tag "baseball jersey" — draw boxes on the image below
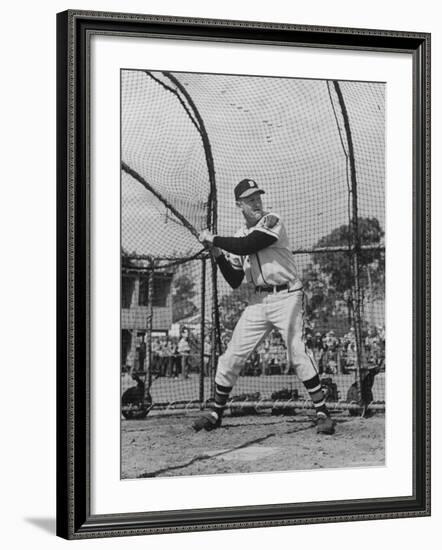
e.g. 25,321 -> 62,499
226,213 -> 301,287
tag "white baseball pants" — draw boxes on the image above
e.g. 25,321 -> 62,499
215,289 -> 318,388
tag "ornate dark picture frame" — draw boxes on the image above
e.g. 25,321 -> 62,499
56,10 -> 430,540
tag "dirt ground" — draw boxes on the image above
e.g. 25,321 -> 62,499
121,411 -> 385,479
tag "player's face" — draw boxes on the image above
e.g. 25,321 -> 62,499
237,192 -> 264,225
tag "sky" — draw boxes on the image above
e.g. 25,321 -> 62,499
121,70 -> 385,262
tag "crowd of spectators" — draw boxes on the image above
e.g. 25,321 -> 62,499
240,324 -> 385,377
307,325 -> 385,375
125,324 -> 385,379
127,328 -> 212,379
147,329 -> 191,378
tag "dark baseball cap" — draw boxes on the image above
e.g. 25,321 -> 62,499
234,179 -> 265,201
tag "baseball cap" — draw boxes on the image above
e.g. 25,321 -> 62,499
234,179 -> 265,201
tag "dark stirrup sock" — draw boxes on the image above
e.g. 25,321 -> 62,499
303,374 -> 330,417
212,383 -> 232,417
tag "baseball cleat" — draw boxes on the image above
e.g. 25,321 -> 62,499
193,410 -> 222,432
316,415 -> 336,435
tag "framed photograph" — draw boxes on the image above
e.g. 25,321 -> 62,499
56,10 -> 430,539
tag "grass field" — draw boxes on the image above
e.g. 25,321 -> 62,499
121,411 -> 385,479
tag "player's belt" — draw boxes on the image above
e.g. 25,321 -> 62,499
255,283 -> 289,293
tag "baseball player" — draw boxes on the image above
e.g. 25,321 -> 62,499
193,178 -> 335,435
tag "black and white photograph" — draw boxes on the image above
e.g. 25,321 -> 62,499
120,70 -> 386,479
53,7 -> 431,540
0,0 -> 438,546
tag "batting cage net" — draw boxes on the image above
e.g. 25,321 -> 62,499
121,70 -> 385,418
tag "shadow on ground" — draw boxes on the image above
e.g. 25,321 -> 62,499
25,517 -> 56,535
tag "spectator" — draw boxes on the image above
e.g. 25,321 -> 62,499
258,339 -> 270,375
323,348 -> 338,374
312,332 -> 324,368
151,337 -> 161,375
269,338 -> 282,374
135,336 -> 146,373
162,338 -> 174,377
344,327 -> 356,346
364,326 -> 385,369
305,333 -> 314,351
178,329 -> 191,379
365,326 -> 378,352
325,330 -> 338,351
203,336 -> 211,376
169,338 -> 180,377
345,341 -> 357,371
318,334 -> 329,373
156,338 -> 167,376
244,350 -> 260,376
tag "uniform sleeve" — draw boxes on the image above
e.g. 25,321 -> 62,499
216,254 -> 244,289
213,231 -> 277,255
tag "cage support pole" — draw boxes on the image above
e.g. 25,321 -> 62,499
144,260 -> 154,401
199,256 -> 207,403
164,72 -> 222,396
209,181 -> 222,397
162,71 -> 222,399
333,81 -> 364,404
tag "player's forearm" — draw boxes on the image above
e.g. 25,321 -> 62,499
216,255 -> 244,289
213,230 -> 277,255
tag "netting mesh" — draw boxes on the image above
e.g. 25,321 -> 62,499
122,70 -> 213,258
121,70 -> 385,414
337,80 -> 385,227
